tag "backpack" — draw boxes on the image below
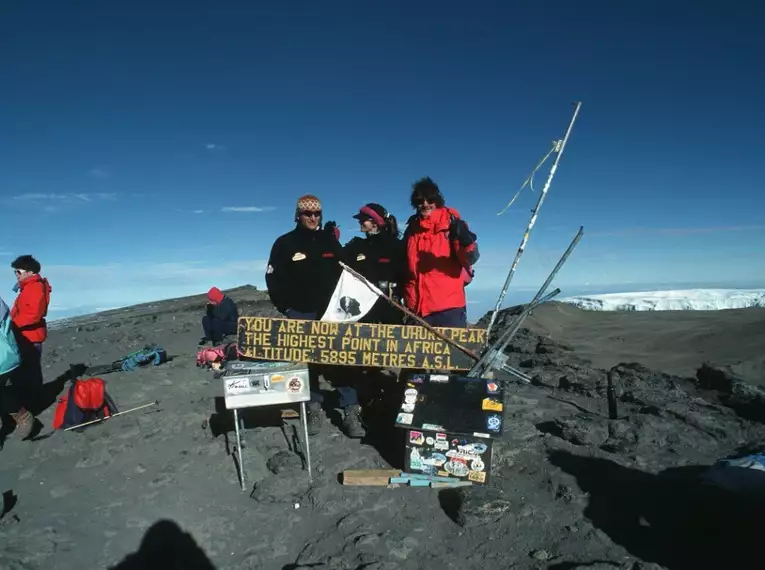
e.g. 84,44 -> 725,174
448,213 -> 477,287
196,342 -> 238,369
0,298 -> 21,376
53,376 -> 119,430
120,345 -> 168,372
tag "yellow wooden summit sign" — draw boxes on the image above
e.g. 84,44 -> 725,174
237,316 -> 487,370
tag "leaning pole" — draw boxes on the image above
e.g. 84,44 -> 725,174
484,101 -> 583,342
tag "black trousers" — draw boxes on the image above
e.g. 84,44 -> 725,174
202,316 -> 237,342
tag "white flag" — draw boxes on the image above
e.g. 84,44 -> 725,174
320,265 -> 382,323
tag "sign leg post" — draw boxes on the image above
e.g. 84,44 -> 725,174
301,401 -> 312,480
233,408 -> 245,491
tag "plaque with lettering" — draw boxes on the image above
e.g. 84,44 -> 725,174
237,317 -> 486,370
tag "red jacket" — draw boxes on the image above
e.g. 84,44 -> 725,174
11,274 -> 52,343
403,206 -> 477,318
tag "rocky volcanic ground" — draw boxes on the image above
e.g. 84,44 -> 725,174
1,285 -> 764,570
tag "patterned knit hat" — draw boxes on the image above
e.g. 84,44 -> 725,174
296,194 -> 322,213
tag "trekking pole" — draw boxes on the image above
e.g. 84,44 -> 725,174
338,261 -> 479,361
64,400 -> 159,431
485,101 -> 583,342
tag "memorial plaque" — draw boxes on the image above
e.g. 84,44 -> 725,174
237,316 -> 486,370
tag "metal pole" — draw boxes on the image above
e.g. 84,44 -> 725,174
485,102 -> 582,341
63,400 -> 159,431
234,409 -> 245,491
301,401 -> 312,480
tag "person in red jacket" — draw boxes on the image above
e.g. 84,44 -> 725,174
403,177 -> 479,328
7,254 -> 51,438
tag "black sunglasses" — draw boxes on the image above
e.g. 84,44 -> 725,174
300,210 -> 322,218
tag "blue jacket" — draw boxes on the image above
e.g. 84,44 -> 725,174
0,296 -> 21,376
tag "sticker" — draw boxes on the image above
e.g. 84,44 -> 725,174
444,459 -> 470,477
470,458 -> 485,472
266,265 -> 274,274
425,437 -> 434,445
473,432 -> 490,438
482,397 -> 503,412
430,374 -> 449,383
292,252 -> 306,261
423,453 -> 447,467
404,395 -> 416,405
226,378 -> 251,393
436,433 -> 447,441
468,471 -> 487,483
486,381 -> 499,394
437,470 -> 449,477
422,423 -> 444,431
434,441 -> 448,451
286,377 -> 303,393
487,414 -> 502,432
400,403 -> 415,413
356,254 -> 366,261
409,431 -> 424,445
464,442 -> 488,455
270,374 -> 285,383
397,413 -> 413,425
409,374 -> 426,384
410,447 -> 423,470
404,388 -> 418,397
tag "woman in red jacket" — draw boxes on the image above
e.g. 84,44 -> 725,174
8,254 -> 51,438
402,177 -> 479,328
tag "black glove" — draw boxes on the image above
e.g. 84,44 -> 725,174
449,217 -> 476,247
324,221 -> 340,241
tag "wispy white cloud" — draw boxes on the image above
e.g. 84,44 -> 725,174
12,192 -> 117,203
87,167 -> 110,179
205,143 -> 226,151
221,206 -> 276,213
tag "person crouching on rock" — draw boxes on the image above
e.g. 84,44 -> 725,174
199,287 -> 239,346
403,177 -> 479,328
8,254 -> 52,438
265,194 -> 343,436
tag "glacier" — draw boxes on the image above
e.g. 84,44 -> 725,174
560,289 -> 765,312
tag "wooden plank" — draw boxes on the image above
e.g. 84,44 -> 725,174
341,469 -> 401,486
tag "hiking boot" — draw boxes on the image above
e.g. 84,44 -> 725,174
10,408 -> 35,440
305,402 -> 323,436
343,404 -> 366,439
198,337 -> 209,346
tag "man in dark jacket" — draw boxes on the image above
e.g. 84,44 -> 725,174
199,287 -> 239,346
265,194 -> 345,436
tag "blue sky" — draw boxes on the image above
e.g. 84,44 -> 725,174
1,0 -> 763,321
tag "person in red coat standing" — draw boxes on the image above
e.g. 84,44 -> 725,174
403,177 -> 479,328
7,254 -> 51,438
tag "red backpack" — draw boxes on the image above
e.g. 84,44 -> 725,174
53,377 -> 119,430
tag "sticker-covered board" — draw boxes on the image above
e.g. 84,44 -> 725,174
394,373 -> 505,438
405,429 -> 493,484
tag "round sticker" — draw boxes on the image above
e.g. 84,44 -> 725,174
471,458 -> 485,472
425,437 -> 434,445
287,377 -> 302,393
444,459 -> 470,477
404,388 -> 418,397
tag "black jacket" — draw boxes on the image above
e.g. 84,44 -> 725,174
208,296 -> 238,324
343,232 -> 407,324
266,224 -> 344,315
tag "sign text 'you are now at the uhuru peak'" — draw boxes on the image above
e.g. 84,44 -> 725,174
237,317 -> 486,370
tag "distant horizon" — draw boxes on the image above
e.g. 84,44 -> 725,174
44,280 -> 765,324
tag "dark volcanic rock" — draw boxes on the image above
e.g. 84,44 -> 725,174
697,362 -> 765,422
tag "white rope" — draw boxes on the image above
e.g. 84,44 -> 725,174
497,139 -> 563,216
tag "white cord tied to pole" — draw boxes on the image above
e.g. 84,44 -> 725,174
497,139 -> 563,216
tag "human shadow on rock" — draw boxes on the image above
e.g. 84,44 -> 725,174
109,519 -> 216,569
548,450 -> 763,570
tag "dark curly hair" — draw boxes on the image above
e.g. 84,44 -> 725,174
11,254 -> 41,274
410,176 -> 445,209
